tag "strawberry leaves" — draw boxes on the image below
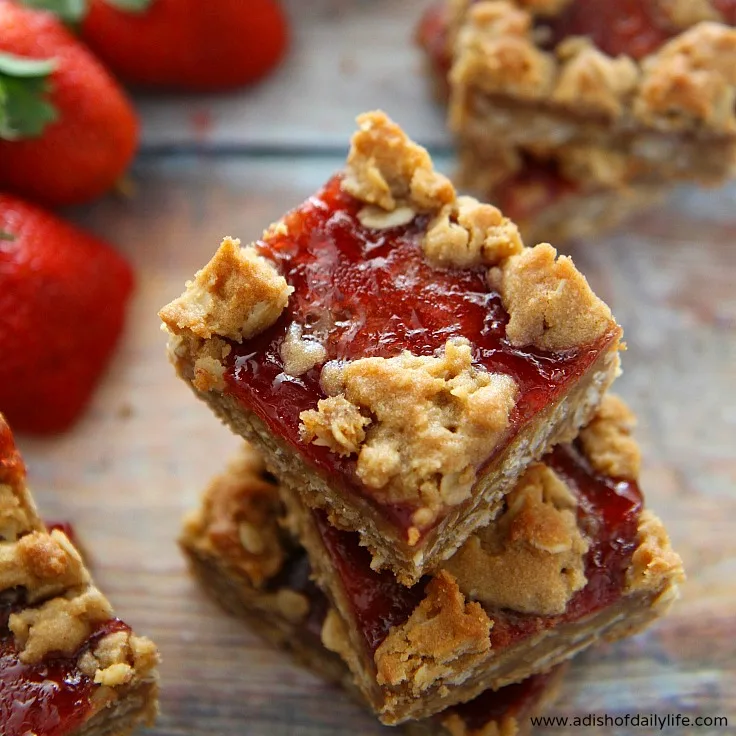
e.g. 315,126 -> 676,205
0,54 -> 58,141
18,0 -> 153,23
18,0 -> 87,23
105,0 -> 153,12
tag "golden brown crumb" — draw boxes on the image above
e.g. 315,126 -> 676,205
635,23 -> 736,131
444,464 -> 588,615
625,510 -> 685,598
280,323 -> 328,377
424,196 -> 524,268
488,243 -> 614,351
300,339 -> 518,523
374,571 -> 492,695
300,395 -> 370,457
180,445 -> 285,588
159,237 -> 293,343
553,38 -> 639,118
342,111 -> 455,213
579,394 -> 641,478
10,587 -> 113,664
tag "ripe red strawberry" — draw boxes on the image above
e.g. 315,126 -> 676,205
81,0 -> 289,90
0,194 -> 134,434
0,0 -> 139,206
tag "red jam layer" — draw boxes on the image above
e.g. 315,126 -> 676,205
417,2 -> 452,86
315,511 -> 427,654
492,158 -> 578,224
0,616 -> 129,736
542,0 -> 676,60
449,667 -> 558,730
225,175 -> 613,531
315,440 -> 642,657
713,0 -> 736,23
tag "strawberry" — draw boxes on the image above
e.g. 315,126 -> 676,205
0,0 -> 139,206
81,0 -> 289,90
0,194 -> 134,434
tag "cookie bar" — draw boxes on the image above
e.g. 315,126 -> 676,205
419,0 -> 736,241
179,443 -> 568,736
0,417 -> 159,736
160,110 -> 623,585
279,396 -> 684,724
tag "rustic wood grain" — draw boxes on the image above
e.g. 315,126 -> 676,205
134,0 -> 448,152
12,0 -> 736,728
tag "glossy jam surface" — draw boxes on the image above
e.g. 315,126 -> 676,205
0,608 -> 128,736
315,512 -> 427,654
542,0 -> 675,59
317,441 -> 642,656
225,175 -> 612,529
450,667 -> 557,729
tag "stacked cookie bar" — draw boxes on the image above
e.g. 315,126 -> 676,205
163,112 -> 684,729
419,0 -> 736,243
0,416 -> 159,736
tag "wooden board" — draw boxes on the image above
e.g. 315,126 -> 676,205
14,0 -> 736,732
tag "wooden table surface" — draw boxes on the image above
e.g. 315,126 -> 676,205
15,1 -> 736,734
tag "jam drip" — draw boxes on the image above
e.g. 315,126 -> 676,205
0,615 -> 130,736
316,441 -> 642,656
315,512 -> 427,655
225,175 -> 611,530
0,419 -> 25,489
540,0 -> 676,60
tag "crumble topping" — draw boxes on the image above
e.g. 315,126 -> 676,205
0,484 -> 39,542
553,38 -> 640,118
0,530 -> 89,605
488,243 -> 614,351
78,630 -> 158,688
9,586 -> 113,664
443,464 -> 588,615
635,23 -> 736,131
280,323 -> 328,377
300,338 -> 518,523
300,395 -> 370,457
579,394 -> 641,478
625,510 -> 685,598
658,0 -> 723,27
357,204 -> 417,229
191,336 -> 232,393
159,236 -> 293,343
557,144 -> 630,188
181,444 -> 284,587
450,3 -> 556,104
374,571 -> 492,694
342,110 -> 455,213
424,195 -> 524,268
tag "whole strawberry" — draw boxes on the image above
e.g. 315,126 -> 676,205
0,0 -> 139,206
0,194 -> 134,433
82,0 -> 289,90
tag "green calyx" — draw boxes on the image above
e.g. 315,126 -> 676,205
0,54 -> 58,141
18,0 -> 152,22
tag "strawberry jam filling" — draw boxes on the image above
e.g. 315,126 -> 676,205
450,667 -> 558,729
271,543 -> 561,728
493,159 -> 578,224
314,440 -> 642,656
417,2 -> 452,84
541,0 -> 677,59
225,175 -> 614,531
0,602 -> 129,736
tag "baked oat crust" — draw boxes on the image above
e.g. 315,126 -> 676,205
277,397 -> 684,724
0,415 -> 159,736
